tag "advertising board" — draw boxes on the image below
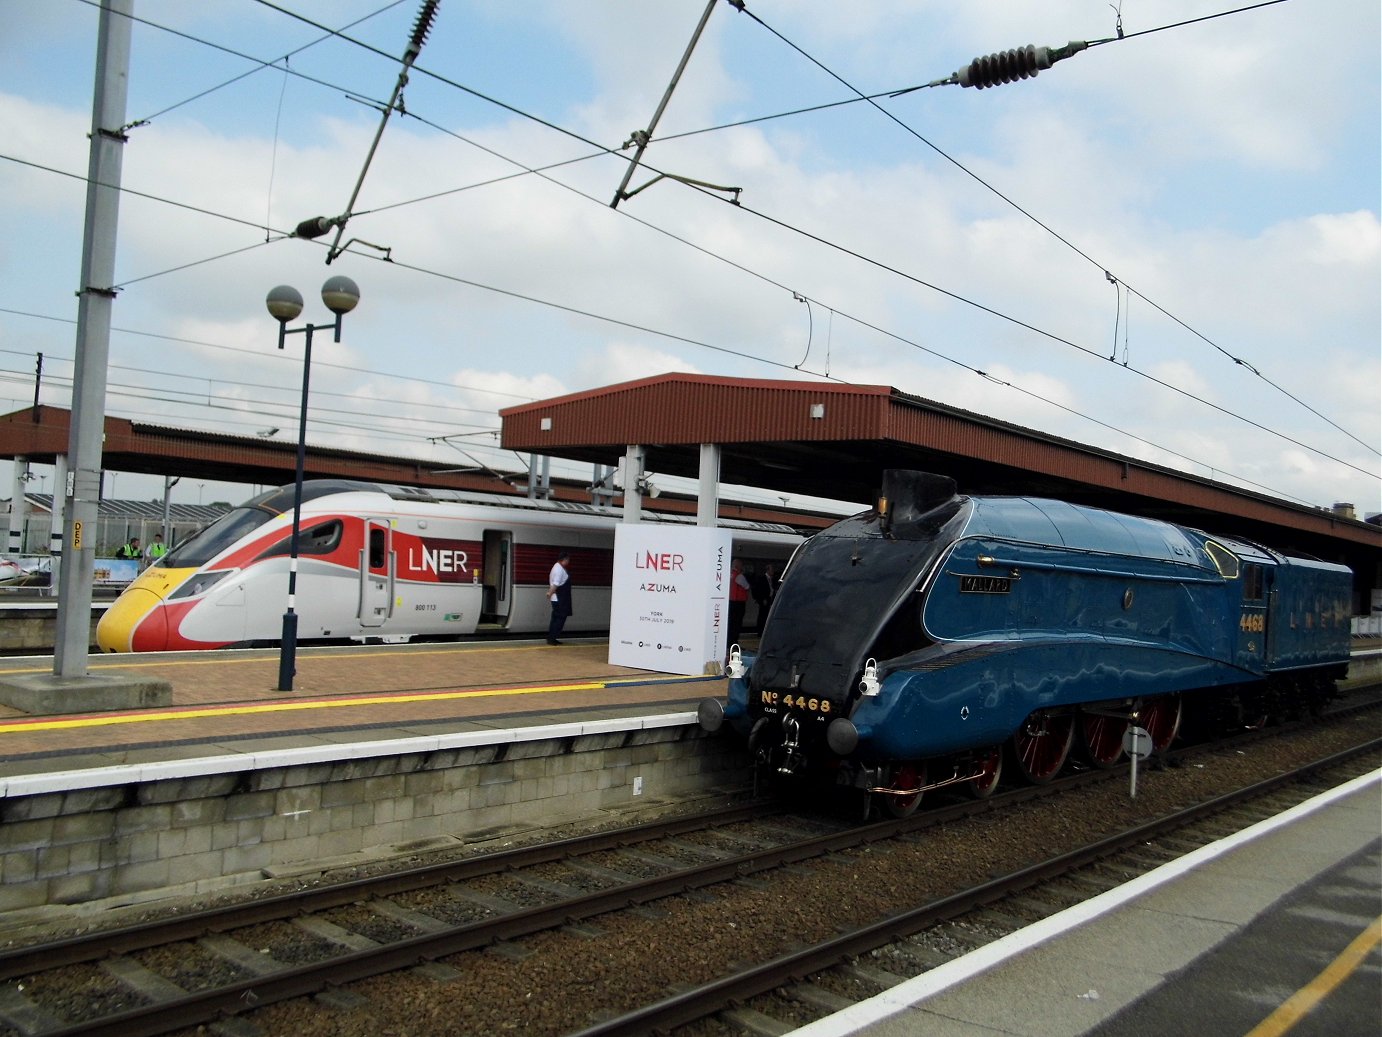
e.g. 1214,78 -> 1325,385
608,524 -> 732,675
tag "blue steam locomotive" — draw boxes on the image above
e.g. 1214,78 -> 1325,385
698,471 -> 1353,816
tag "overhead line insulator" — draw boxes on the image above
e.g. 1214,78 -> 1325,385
407,0 -> 440,60
955,40 -> 1089,90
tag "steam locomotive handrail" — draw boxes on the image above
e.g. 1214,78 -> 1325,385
972,555 -> 1224,585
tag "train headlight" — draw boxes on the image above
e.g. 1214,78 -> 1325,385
167,570 -> 233,600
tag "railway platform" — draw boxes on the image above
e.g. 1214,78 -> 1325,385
0,639 -> 740,915
1,640 -> 1379,1027
790,771 -> 1382,1037
0,638 -> 719,778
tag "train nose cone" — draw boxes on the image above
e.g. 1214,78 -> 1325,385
96,588 -> 168,652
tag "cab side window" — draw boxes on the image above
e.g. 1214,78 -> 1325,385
256,519 -> 343,559
1242,563 -> 1265,601
301,520 -> 343,555
1204,541 -> 1240,578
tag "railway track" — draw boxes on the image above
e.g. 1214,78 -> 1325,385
0,701 -> 1377,1037
581,742 -> 1381,1036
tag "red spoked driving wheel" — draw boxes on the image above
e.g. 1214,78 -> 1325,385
1139,694 -> 1183,752
880,760 -> 926,818
1080,712 -> 1129,768
1011,711 -> 1075,784
965,746 -> 1004,799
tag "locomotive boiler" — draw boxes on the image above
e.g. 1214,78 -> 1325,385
698,471 -> 1352,815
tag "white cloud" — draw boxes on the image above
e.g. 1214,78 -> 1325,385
0,1 -> 1376,516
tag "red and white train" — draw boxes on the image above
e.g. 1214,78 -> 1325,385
96,480 -> 802,653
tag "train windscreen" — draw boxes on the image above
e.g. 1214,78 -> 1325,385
163,507 -> 275,568
161,481 -> 377,569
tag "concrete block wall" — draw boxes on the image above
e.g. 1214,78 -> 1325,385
0,718 -> 752,912
0,606 -> 101,653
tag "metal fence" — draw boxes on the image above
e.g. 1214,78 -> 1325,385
4,496 -> 229,558
6,513 -> 219,557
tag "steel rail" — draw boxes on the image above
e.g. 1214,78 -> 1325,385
568,739 -> 1382,1037
28,783 -> 1074,1037
10,693 -> 1379,1036
33,730 -> 1372,1037
0,801 -> 774,980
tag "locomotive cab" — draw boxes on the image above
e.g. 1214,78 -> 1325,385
701,472 -> 969,792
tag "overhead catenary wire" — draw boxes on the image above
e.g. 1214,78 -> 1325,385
116,0 -> 411,131
71,0 -> 401,133
724,0 -> 1373,457
0,364 -> 500,440
289,99 -> 1382,484
266,0 -> 1374,468
5,3 -> 1372,503
0,368 -> 508,466
2,137 -> 1374,490
0,335 -> 1322,511
83,0 -> 1356,462
0,311 -> 538,405
352,246 -> 1369,501
677,182 -> 1376,481
294,0 -> 442,262
81,0 -> 1366,465
4,138 -> 1374,490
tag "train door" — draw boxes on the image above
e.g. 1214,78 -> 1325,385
481,530 -> 513,624
359,519 -> 394,628
1235,562 -> 1269,672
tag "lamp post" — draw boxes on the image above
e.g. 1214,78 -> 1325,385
265,276 -> 360,691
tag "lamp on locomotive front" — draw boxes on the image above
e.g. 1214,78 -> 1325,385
264,275 -> 361,692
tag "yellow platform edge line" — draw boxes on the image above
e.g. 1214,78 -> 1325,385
1242,914 -> 1382,1037
0,680 -> 616,734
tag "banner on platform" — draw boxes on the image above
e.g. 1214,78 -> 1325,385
608,524 -> 732,676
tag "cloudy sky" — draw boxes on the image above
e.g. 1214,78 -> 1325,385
1,0 -> 1378,516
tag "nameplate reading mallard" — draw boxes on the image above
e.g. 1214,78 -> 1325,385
959,574 -> 1011,594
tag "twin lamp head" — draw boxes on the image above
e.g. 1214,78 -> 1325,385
265,276 -> 360,325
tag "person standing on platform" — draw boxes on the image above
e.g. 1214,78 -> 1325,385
143,533 -> 168,568
546,550 -> 572,645
727,557 -> 751,649
115,537 -> 141,561
749,562 -> 772,632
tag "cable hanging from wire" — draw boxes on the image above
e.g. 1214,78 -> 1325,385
721,0 -> 1375,458
149,0 -> 1335,461
6,132 -> 1372,488
13,2 -> 1370,492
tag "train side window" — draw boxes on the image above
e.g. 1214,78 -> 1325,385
258,519 -> 343,560
1242,563 -> 1265,601
1204,541 -> 1240,579
301,520 -> 343,555
369,528 -> 386,568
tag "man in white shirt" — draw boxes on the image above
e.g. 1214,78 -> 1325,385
546,550 -> 572,645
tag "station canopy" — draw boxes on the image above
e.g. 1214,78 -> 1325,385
498,373 -> 1380,579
